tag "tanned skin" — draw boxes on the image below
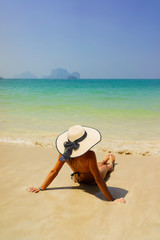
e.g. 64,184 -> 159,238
28,151 -> 126,204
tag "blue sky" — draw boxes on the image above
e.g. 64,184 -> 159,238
0,0 -> 160,78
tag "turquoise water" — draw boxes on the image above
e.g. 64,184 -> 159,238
0,79 -> 160,153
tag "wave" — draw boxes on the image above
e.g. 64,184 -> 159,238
0,136 -> 160,156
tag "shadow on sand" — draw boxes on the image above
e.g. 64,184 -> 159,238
47,176 -> 128,201
47,164 -> 128,201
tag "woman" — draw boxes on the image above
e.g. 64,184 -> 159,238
28,125 -> 126,203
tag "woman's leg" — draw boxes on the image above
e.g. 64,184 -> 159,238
98,154 -> 115,180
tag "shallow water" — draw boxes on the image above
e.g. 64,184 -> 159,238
0,79 -> 160,154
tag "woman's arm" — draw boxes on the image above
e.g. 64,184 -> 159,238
88,151 -> 114,201
28,154 -> 65,193
40,157 -> 65,190
89,152 -> 126,203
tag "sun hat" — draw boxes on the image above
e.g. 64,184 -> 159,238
55,125 -> 102,161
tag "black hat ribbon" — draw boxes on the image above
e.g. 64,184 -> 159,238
59,131 -> 87,161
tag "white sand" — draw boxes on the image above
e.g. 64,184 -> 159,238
0,144 -> 160,240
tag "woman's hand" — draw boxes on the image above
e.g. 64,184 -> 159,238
26,187 -> 40,193
113,198 -> 126,204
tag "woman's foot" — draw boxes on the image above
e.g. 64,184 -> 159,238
98,154 -> 116,180
104,153 -> 115,162
108,154 -> 115,171
98,154 -> 115,172
103,154 -> 115,171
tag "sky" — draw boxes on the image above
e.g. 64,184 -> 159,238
0,0 -> 160,79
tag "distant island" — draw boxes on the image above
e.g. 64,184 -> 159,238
14,68 -> 80,79
43,68 -> 80,79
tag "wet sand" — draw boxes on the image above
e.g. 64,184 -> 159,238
0,143 -> 160,240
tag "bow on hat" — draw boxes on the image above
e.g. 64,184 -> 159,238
59,131 -> 87,161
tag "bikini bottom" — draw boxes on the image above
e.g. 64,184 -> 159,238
71,172 -> 81,180
70,171 -> 94,184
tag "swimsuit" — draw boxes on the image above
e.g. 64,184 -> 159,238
69,157 -> 91,182
70,171 -> 92,183
71,172 -> 81,180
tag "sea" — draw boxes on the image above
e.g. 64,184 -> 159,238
0,78 -> 160,155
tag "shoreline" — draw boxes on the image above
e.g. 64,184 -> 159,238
0,135 -> 160,156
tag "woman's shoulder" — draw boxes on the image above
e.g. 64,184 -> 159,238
83,150 -> 96,158
73,150 -> 96,161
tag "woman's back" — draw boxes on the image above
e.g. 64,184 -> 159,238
65,150 -> 96,183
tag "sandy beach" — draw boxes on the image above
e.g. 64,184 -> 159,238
0,143 -> 160,240
1,0 -> 160,238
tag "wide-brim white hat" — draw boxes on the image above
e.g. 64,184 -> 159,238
55,125 -> 102,158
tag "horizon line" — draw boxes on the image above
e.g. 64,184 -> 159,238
1,78 -> 160,80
